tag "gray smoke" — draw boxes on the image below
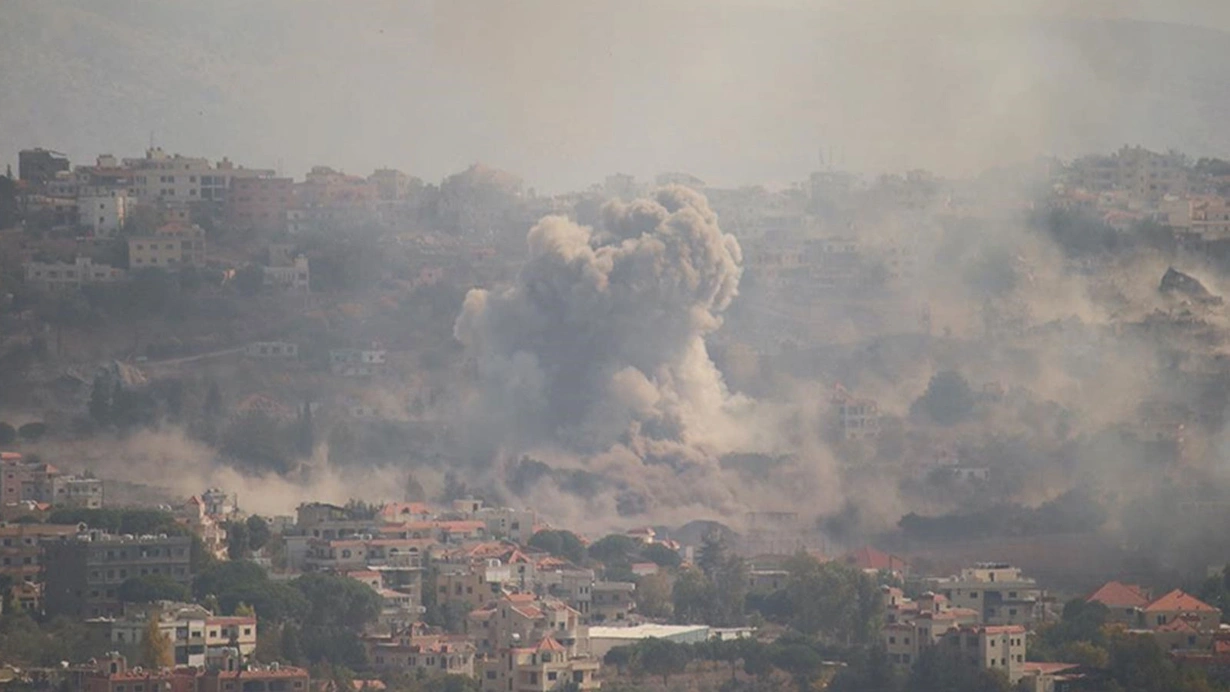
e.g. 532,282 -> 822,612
456,186 -> 742,453
455,187 -> 808,520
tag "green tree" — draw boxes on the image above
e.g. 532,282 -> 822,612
672,567 -> 717,625
246,515 -> 272,552
227,521 -> 251,560
293,573 -> 381,630
140,612 -> 175,669
17,422 -> 47,442
635,638 -> 689,686
588,534 -> 640,566
281,622 -> 305,665
118,574 -> 191,603
0,422 -> 15,445
634,571 -> 673,619
640,543 -> 682,569
911,370 -> 976,425
528,529 -> 585,564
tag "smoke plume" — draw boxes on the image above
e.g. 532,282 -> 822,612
455,186 -> 817,520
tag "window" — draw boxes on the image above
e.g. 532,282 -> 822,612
485,672 -> 497,680
547,672 -> 557,681
888,636 -> 896,644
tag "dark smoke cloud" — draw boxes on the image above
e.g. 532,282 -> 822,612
455,186 -> 742,458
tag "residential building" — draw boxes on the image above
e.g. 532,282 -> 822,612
832,386 -> 881,440
365,625 -> 476,677
127,222 -> 206,269
590,582 -> 635,623
263,255 -> 310,293
176,496 -> 228,561
927,564 -> 1046,627
19,148 -> 70,186
227,177 -> 293,231
329,346 -> 387,377
205,614 -> 259,658
198,660 -> 310,692
200,488 -> 237,518
0,454 -> 60,504
43,531 -> 193,618
943,624 -> 1028,684
0,522 -> 81,611
368,169 -> 415,201
79,190 -> 129,237
246,342 -> 300,359
23,256 -> 125,290
437,560 -> 507,610
475,506 -> 536,543
1086,581 -> 1152,626
124,148 -> 275,204
100,602 -> 210,667
1142,589 -> 1220,632
80,653 -> 199,692
50,474 -> 104,509
478,640 -> 601,692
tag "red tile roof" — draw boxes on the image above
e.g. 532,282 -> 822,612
536,637 -> 566,653
1022,662 -> 1081,675
1146,589 -> 1219,613
843,546 -> 910,572
1088,581 -> 1151,609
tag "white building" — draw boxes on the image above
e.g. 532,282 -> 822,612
123,148 -> 275,204
588,624 -> 710,658
263,255 -> 310,293
245,342 -> 299,359
50,475 -> 103,509
23,256 -> 125,290
78,190 -> 129,237
330,347 -> 387,377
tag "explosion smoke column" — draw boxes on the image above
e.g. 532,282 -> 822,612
455,186 -> 761,516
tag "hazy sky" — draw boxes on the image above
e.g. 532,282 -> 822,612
3,0 -> 1230,191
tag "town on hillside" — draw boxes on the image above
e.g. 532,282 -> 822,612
8,140 -> 1230,692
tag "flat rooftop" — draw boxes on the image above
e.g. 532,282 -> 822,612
589,624 -> 709,640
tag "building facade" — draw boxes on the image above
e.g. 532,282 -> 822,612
43,531 -> 193,618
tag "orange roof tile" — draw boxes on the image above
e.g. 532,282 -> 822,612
1145,589 -> 1219,613
1088,581 -> 1151,609
536,637 -> 565,653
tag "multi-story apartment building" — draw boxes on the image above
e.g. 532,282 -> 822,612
832,387 -> 881,441
0,454 -> 59,504
262,256 -> 310,293
475,507 -> 537,544
0,522 -> 81,611
329,347 -> 387,377
127,222 -> 206,269
365,626 -> 476,677
102,602 -> 210,667
23,257 -> 125,291
18,148 -> 70,186
590,582 -> 635,624
43,531 -> 193,617
227,177 -> 294,231
479,643 -> 601,692
926,563 -> 1045,627
78,189 -> 129,237
50,474 -> 104,509
79,652 -> 309,692
123,149 -> 275,205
